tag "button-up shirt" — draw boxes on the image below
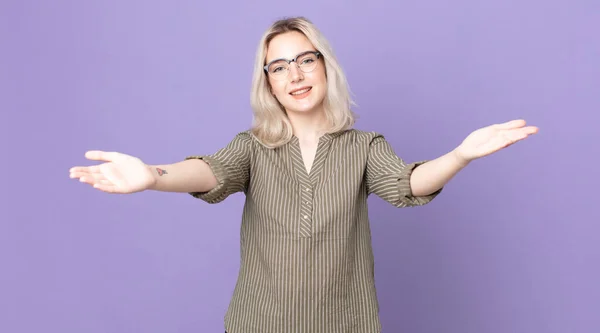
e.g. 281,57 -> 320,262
185,129 -> 441,333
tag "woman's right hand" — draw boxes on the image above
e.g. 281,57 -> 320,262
69,151 -> 156,194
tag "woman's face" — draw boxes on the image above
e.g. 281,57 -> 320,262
265,31 -> 327,116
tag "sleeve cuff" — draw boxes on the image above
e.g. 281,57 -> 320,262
396,160 -> 443,206
184,155 -> 229,204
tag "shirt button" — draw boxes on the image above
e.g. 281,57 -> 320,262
304,215 -> 308,219
305,187 -> 310,191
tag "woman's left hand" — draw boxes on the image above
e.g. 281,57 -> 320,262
453,119 -> 539,164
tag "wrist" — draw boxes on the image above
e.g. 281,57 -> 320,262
450,148 -> 471,168
147,165 -> 159,190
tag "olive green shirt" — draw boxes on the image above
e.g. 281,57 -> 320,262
186,129 -> 441,333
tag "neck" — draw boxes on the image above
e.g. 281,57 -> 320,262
287,108 -> 327,142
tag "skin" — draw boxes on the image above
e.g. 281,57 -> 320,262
265,31 -> 329,173
266,31 -> 328,123
69,31 -> 539,196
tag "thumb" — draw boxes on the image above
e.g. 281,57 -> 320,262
85,150 -> 121,162
495,119 -> 526,129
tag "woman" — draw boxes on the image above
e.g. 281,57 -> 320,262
69,17 -> 538,333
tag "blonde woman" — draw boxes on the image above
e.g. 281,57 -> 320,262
69,17 -> 538,333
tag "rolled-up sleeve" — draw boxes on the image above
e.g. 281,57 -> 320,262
184,131 -> 253,204
365,134 -> 441,207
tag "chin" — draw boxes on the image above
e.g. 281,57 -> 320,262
283,91 -> 325,114
285,103 -> 323,115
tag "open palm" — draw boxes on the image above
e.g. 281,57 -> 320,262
69,151 -> 155,194
455,119 -> 539,163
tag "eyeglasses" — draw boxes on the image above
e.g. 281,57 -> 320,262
264,51 -> 322,80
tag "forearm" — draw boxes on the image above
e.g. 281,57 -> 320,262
409,149 -> 469,196
148,159 -> 217,193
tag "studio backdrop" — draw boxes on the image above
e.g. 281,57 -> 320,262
2,0 -> 598,332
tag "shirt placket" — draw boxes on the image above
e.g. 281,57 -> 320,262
290,135 -> 335,239
298,182 -> 313,238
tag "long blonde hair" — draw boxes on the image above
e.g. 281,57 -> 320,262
250,17 -> 357,148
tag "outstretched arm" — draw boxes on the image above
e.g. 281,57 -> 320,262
70,132 -> 252,202
70,151 -> 218,194
409,119 -> 538,196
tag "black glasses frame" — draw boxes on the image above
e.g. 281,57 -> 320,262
263,50 -> 322,74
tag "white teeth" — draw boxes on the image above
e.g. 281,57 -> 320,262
291,88 -> 310,95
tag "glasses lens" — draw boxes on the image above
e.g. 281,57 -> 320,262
267,60 -> 288,78
297,52 -> 318,72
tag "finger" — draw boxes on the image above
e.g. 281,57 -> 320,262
79,174 -> 112,184
504,127 -> 538,142
523,126 -> 539,135
74,172 -> 109,182
78,175 -> 104,186
70,171 -> 95,180
512,126 -> 539,137
96,179 -> 114,185
78,176 -> 94,186
69,168 -> 103,179
85,150 -> 121,162
69,166 -> 90,173
70,170 -> 84,178
495,119 -> 526,129
92,183 -> 121,193
69,165 -> 103,174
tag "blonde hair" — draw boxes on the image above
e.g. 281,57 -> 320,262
250,17 -> 357,148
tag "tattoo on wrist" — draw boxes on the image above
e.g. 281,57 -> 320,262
156,168 -> 168,176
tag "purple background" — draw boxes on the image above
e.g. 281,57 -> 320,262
2,0 -> 599,332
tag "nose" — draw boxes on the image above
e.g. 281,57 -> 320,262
288,62 -> 304,82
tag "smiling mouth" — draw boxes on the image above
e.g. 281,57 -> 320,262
290,87 -> 312,95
